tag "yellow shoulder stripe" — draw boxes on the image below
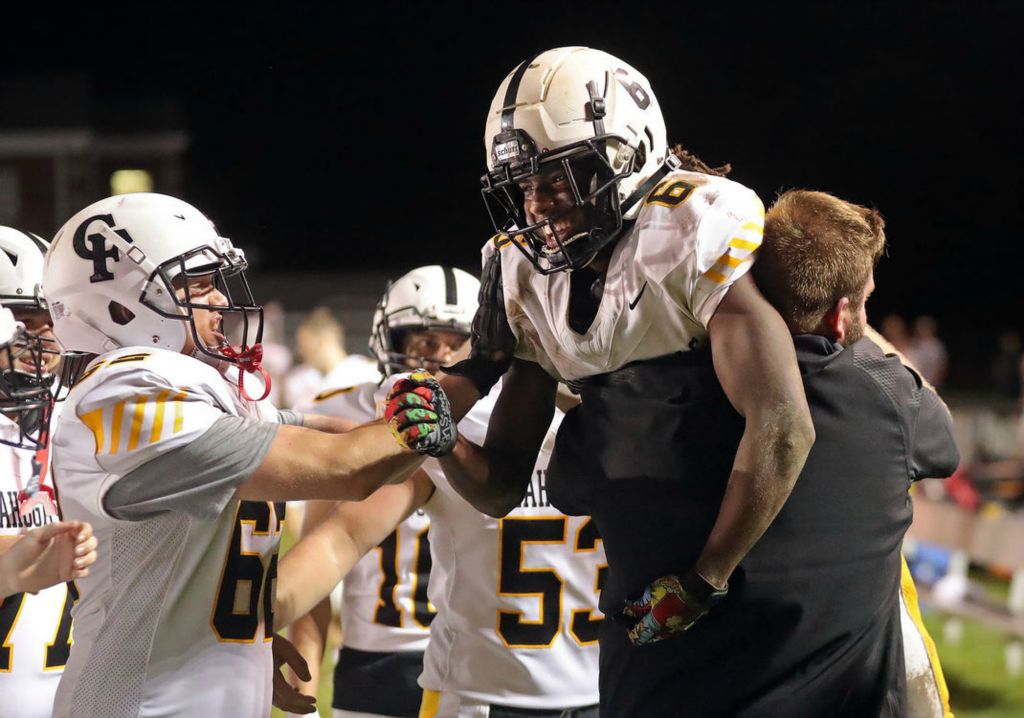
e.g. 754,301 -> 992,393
313,386 -> 358,403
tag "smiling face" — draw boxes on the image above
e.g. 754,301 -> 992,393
174,274 -> 228,355
516,161 -> 595,252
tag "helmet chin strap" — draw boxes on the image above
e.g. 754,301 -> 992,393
218,343 -> 272,402
621,153 -> 683,215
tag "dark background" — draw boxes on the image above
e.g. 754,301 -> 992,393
2,1 -> 1020,386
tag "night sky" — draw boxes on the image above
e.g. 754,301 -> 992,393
3,2 -> 1021,383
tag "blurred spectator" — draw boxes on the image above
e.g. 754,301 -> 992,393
907,316 -> 948,387
880,314 -> 911,353
991,330 -> 1023,401
283,307 -> 380,408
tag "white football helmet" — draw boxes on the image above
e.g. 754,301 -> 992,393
481,47 -> 674,273
44,193 -> 264,370
0,303 -> 53,450
369,265 -> 479,376
0,226 -> 49,310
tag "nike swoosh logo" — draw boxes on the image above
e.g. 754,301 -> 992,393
628,281 -> 648,310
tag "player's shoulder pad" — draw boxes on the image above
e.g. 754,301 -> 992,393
634,170 -> 765,281
72,346 -> 234,415
637,169 -> 763,231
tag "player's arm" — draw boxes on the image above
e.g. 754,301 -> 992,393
99,374 -> 451,521
235,421 -> 424,502
284,498 -> 345,700
286,598 -> 332,701
274,471 -> 435,627
289,412 -> 359,434
440,358 -> 557,517
0,521 -> 97,597
699,273 -> 815,587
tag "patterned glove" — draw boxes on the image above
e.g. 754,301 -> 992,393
621,570 -> 728,646
383,370 -> 457,457
443,247 -> 516,396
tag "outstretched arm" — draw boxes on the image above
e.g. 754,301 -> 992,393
274,471 -> 435,627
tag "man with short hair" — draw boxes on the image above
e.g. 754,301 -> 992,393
598,190 -> 958,716
285,306 -> 380,408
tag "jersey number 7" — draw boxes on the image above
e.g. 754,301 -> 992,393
0,582 -> 78,671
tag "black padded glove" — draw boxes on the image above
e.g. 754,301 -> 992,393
443,247 -> 517,396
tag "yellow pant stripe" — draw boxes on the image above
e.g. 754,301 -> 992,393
901,555 -> 954,717
703,268 -> 727,284
127,397 -> 148,451
418,689 -> 440,718
741,221 -> 764,233
729,237 -> 761,251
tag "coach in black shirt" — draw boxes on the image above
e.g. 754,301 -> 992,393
551,190 -> 959,717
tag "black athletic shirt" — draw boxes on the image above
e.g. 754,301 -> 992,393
547,335 -> 959,718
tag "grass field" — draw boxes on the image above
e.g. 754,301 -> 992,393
922,611 -> 1024,718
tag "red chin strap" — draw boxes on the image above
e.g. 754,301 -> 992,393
219,343 -> 272,402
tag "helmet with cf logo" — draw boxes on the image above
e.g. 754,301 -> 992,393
44,193 -> 266,388
480,47 -> 673,274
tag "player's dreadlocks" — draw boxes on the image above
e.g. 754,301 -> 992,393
670,144 -> 731,177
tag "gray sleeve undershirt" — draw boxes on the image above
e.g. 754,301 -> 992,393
103,415 -> 280,521
277,409 -> 305,426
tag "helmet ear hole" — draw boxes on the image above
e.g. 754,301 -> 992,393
635,140 -> 647,172
108,301 -> 136,326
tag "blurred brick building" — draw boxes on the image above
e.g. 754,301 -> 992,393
0,74 -> 187,237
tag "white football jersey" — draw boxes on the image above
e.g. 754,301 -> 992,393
0,413 -> 73,718
304,381 -> 433,653
50,347 -> 283,718
496,170 -> 765,381
419,389 -> 603,709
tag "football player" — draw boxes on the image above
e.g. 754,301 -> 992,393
0,227 -> 77,718
278,265 -> 603,718
285,265 -> 477,718
41,193 -> 455,718
436,47 -> 814,714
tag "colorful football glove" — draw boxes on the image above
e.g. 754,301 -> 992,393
621,570 -> 728,646
383,370 -> 457,457
443,247 -> 516,397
